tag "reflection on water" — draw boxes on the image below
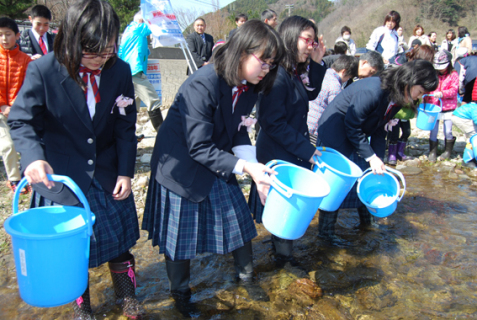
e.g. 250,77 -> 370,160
1,166 -> 477,319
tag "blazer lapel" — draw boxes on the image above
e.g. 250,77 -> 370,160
232,88 -> 256,131
293,74 -> 309,103
92,66 -> 115,129
219,79 -> 235,140
47,33 -> 54,53
58,62 -> 94,133
29,30 -> 42,55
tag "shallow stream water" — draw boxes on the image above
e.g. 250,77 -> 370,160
1,164 -> 477,319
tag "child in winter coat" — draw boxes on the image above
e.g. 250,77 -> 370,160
426,50 -> 459,161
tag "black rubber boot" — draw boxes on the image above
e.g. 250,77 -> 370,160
165,256 -> 199,318
438,137 -> 456,160
232,242 -> 269,302
109,255 -> 145,319
72,285 -> 96,320
428,139 -> 438,162
357,205 -> 379,231
148,108 -> 164,131
317,210 -> 351,246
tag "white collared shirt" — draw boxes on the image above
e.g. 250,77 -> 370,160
31,29 -> 49,52
231,80 -> 247,113
79,67 -> 101,119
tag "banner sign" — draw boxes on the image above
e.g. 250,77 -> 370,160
141,0 -> 185,47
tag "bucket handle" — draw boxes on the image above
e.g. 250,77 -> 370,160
265,160 -> 293,198
421,94 -> 442,112
359,166 -> 406,202
313,146 -> 341,170
12,175 -> 94,237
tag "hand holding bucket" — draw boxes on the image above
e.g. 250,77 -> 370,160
5,174 -> 95,307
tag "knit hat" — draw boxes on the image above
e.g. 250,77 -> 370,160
433,50 -> 450,70
411,39 -> 422,47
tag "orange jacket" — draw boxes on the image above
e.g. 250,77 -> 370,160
0,44 -> 31,108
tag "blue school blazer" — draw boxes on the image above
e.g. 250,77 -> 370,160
317,77 -> 401,160
8,53 -> 137,205
256,60 -> 326,168
150,64 -> 258,203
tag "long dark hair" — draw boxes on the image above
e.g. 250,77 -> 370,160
213,20 -> 284,95
380,60 -> 438,107
278,16 -> 317,75
54,0 -> 120,90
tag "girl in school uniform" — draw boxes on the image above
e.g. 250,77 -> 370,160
8,1 -> 143,319
316,60 -> 439,245
142,20 -> 284,317
248,16 -> 326,265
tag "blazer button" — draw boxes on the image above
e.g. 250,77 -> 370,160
87,138 -> 94,144
303,115 -> 306,118
304,132 -> 308,136
88,159 -> 94,165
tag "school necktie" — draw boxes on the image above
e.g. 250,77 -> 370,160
472,78 -> 477,102
38,36 -> 47,55
384,103 -> 397,123
79,66 -> 101,103
232,84 -> 249,112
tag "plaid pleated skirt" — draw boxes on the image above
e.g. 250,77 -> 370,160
142,178 -> 257,261
31,178 -> 140,268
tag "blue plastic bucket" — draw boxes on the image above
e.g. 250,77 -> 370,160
357,167 -> 406,218
312,147 -> 363,211
262,160 -> 330,240
4,175 -> 95,307
416,94 -> 442,131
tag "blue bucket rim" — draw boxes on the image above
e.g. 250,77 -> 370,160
271,163 -> 330,198
356,171 -> 400,209
314,148 -> 363,178
418,104 -> 441,113
4,207 -> 96,240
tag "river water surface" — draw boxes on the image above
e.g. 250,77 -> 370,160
1,164 -> 477,319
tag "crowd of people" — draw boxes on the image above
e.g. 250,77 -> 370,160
1,1 -> 477,319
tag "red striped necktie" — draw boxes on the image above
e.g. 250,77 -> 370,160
79,66 -> 101,104
232,84 -> 249,111
38,36 -> 47,55
384,103 -> 397,123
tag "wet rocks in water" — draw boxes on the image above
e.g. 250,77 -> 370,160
440,161 -> 456,168
311,266 -> 384,292
396,166 -> 422,176
356,284 -> 397,310
424,248 -> 443,265
287,278 -> 322,299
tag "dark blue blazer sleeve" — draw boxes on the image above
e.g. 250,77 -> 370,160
344,88 -> 383,159
307,59 -> 327,100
